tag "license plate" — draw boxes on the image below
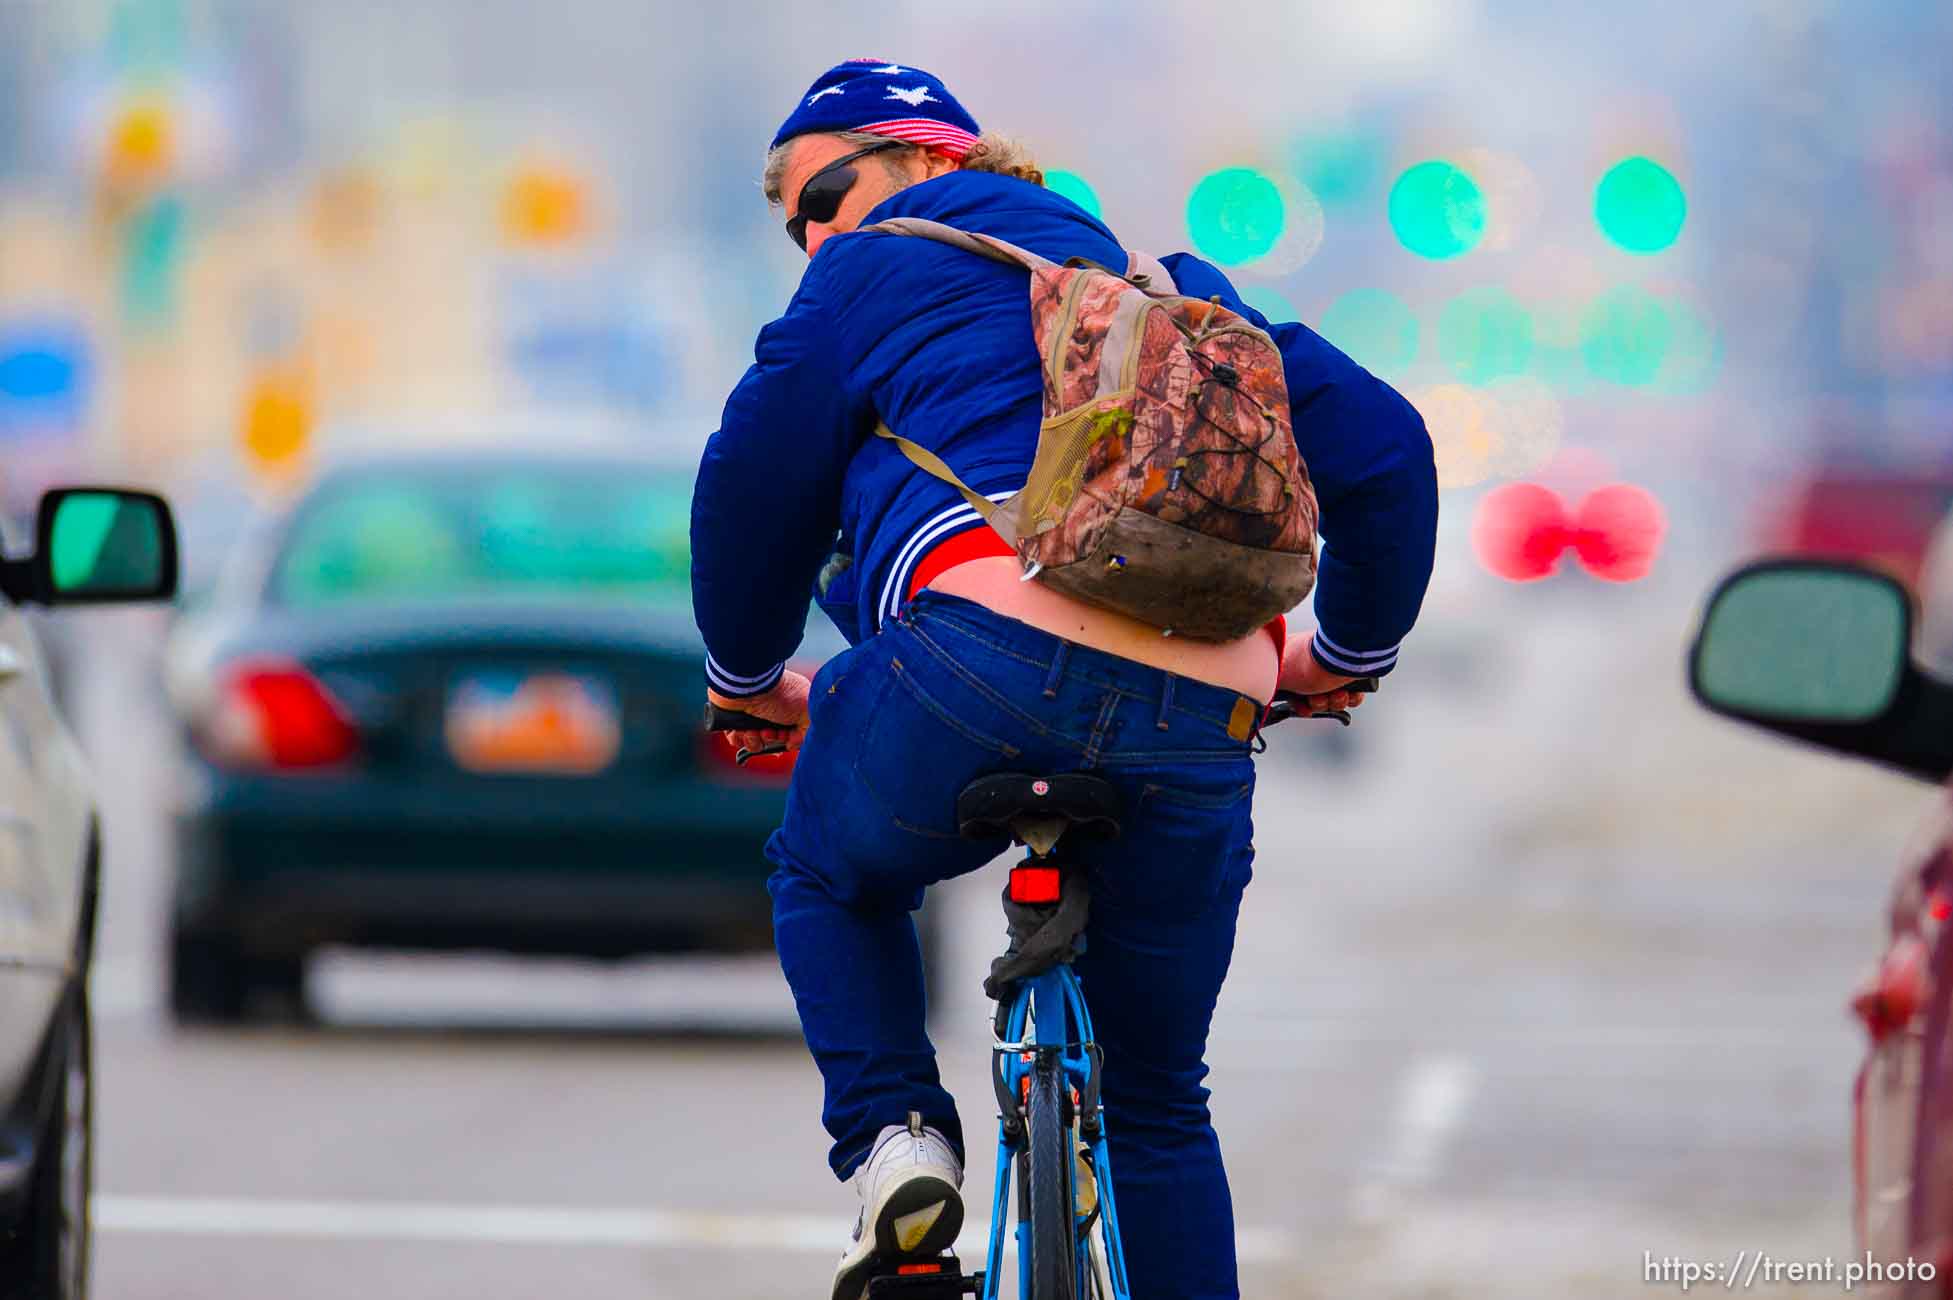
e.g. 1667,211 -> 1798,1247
445,671 -> 621,774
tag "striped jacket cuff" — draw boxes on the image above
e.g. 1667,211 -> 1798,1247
705,654 -> 786,699
1310,628 -> 1401,677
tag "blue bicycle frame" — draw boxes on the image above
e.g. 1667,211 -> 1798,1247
982,962 -> 1132,1300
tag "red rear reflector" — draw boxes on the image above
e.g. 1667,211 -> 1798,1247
1009,865 -> 1062,904
897,1263 -> 945,1275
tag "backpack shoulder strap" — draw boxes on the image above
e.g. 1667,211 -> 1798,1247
873,423 -> 1019,545
861,217 -> 1055,273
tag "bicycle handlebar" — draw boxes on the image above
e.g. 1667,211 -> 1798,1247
702,702 -> 795,765
705,673 -> 1381,764
1264,676 -> 1380,729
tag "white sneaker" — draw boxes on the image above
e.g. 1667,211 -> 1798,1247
831,1112 -> 964,1300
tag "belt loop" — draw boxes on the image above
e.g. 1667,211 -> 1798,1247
1156,673 -> 1174,731
1041,642 -> 1070,699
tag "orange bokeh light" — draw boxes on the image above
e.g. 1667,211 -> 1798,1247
240,368 -> 313,475
105,100 -> 176,184
501,162 -> 591,248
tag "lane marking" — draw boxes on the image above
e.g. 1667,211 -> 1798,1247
1349,1054 -> 1477,1223
94,1196 -> 1297,1262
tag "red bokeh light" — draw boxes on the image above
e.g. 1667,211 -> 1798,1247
1474,480 -> 1666,584
1572,483 -> 1666,582
1472,483 -> 1569,582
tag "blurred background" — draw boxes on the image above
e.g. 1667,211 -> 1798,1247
3,0 -> 1951,1295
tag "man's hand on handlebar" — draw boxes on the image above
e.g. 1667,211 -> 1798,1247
1277,634 -> 1370,716
706,670 -> 813,763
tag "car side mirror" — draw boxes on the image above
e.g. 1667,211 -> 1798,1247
1689,559 -> 1953,782
0,488 -> 180,606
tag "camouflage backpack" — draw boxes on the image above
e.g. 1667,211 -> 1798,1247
866,217 -> 1317,641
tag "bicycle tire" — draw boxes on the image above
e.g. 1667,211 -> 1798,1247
1025,1056 -> 1078,1300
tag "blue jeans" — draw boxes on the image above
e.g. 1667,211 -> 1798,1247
766,589 -> 1257,1300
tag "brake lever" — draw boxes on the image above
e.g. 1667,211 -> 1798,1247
1266,676 -> 1381,729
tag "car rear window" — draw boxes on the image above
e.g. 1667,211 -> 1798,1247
269,464 -> 694,609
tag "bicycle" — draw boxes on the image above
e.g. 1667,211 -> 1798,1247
707,678 -> 1375,1298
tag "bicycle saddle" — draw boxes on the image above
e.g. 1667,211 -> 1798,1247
955,773 -> 1122,842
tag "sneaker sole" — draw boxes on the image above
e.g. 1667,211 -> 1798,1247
832,1171 -> 964,1300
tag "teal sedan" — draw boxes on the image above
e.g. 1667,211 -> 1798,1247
163,444 -> 869,1023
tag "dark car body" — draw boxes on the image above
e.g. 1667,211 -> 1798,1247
165,445 -> 847,1021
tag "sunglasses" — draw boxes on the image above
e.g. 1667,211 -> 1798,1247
786,139 -> 907,252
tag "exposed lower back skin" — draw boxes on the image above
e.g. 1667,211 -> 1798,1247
926,556 -> 1280,701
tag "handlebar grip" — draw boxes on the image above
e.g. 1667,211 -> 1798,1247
702,702 -> 794,765
704,702 -> 789,733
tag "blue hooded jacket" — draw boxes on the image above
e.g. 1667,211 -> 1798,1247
692,170 -> 1438,698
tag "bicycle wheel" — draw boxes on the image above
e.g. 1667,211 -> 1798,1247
1024,1056 -> 1078,1300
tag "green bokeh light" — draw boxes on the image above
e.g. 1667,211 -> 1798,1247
1238,285 -> 1298,324
1438,287 -> 1534,384
1388,161 -> 1485,260
1186,168 -> 1287,266
1524,299 -> 1594,395
123,193 -> 186,330
1045,170 -> 1102,221
1595,157 -> 1686,253
1292,131 -> 1380,207
1650,299 -> 1721,395
1581,285 -> 1674,387
1318,287 -> 1419,374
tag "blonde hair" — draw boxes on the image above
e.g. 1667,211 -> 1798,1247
761,129 -> 1044,207
960,132 -> 1044,187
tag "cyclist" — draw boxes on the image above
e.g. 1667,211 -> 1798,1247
691,60 -> 1438,1300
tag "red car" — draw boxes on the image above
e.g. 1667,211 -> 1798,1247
1754,466 -> 1953,591
1692,518 -> 1953,1290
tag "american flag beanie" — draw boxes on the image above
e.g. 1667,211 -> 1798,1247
769,59 -> 982,160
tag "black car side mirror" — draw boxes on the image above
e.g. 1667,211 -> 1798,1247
1688,559 -> 1953,783
0,487 -> 179,606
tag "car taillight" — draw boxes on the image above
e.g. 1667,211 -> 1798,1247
1852,933 -> 1929,1045
202,659 -> 358,770
697,730 -> 798,781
